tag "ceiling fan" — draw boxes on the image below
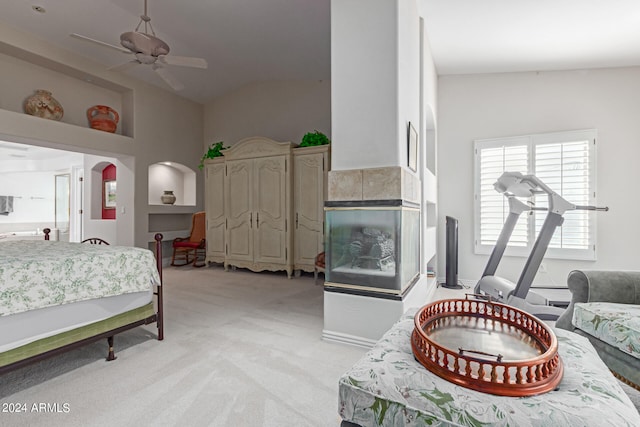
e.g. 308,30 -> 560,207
70,0 -> 207,91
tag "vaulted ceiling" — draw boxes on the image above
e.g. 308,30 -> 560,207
1,0 -> 640,104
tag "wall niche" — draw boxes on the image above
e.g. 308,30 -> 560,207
148,162 -> 196,206
0,51 -> 133,138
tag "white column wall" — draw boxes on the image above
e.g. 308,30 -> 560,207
331,0 -> 399,171
325,0 -> 439,346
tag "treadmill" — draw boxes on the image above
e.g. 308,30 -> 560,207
474,172 -> 608,320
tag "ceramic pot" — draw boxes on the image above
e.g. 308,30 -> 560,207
24,90 -> 64,121
87,105 -> 119,133
161,191 -> 176,205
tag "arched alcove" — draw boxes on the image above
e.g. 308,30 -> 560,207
90,161 -> 116,220
148,162 -> 196,206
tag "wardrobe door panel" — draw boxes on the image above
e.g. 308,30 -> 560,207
254,156 -> 287,264
205,160 -> 226,263
225,159 -> 253,262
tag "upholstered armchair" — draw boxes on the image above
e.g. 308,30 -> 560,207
556,270 -> 640,389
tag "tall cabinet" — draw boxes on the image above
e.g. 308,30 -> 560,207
204,156 -> 225,264
224,137 -> 294,277
204,137 -> 329,279
293,145 -> 330,273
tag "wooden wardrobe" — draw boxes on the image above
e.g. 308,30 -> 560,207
204,136 -> 329,278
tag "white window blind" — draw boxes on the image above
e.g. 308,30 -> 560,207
474,130 -> 597,260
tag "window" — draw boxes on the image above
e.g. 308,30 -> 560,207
474,129 -> 597,260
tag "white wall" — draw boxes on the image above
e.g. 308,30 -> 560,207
438,67 -> 640,287
203,80 -> 331,147
331,0 -> 399,170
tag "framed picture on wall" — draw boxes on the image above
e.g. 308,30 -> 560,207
103,180 -> 116,209
408,121 -> 418,172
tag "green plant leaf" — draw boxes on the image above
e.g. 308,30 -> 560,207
300,130 -> 330,147
198,141 -> 228,169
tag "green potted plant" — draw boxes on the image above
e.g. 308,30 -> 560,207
300,130 -> 330,147
198,141 -> 228,170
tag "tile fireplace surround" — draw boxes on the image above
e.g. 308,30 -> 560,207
322,166 -> 429,347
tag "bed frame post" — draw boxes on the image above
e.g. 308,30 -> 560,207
155,233 -> 164,341
43,228 -> 50,240
106,336 -> 117,361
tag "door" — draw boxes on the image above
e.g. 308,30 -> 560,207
205,160 -> 225,262
253,155 -> 288,265
225,159 -> 253,262
294,152 -> 325,269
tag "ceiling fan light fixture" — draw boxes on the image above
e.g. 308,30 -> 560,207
120,31 -> 169,57
135,53 -> 158,65
70,0 -> 207,92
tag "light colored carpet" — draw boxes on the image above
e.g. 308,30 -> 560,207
1,269 -> 638,426
0,265 -> 365,427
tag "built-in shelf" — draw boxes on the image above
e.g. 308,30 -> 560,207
148,162 -> 196,206
148,205 -> 199,215
147,161 -> 198,243
0,108 -> 135,155
424,170 -> 437,203
425,226 -> 437,261
0,44 -> 134,138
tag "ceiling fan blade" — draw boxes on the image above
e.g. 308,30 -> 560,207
70,33 -> 131,54
108,60 -> 140,72
153,66 -> 185,91
159,55 -> 208,69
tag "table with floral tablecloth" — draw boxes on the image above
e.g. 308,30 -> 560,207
339,307 -> 640,427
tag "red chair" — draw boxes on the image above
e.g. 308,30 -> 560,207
171,211 -> 206,267
314,252 -> 325,285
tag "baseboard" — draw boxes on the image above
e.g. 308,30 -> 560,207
322,330 -> 377,349
436,277 -> 476,289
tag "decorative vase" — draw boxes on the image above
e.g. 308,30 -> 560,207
161,191 -> 176,205
87,105 -> 119,133
24,89 -> 64,121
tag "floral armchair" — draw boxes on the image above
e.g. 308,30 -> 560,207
556,270 -> 640,390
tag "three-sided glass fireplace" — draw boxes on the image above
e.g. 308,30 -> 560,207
324,201 -> 420,298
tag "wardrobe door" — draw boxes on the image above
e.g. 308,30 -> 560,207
293,150 -> 326,272
253,155 -> 288,266
204,158 -> 225,264
225,159 -> 253,263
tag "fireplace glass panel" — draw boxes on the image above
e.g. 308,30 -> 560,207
325,207 -> 419,294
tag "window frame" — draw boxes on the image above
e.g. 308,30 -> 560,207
474,129 -> 598,261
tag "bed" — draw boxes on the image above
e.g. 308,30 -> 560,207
0,229 -> 164,374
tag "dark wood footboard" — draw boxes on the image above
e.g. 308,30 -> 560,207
154,233 -> 164,341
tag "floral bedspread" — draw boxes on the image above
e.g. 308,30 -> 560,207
339,308 -> 640,427
0,240 -> 160,316
573,302 -> 640,359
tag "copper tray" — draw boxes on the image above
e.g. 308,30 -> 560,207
411,296 -> 563,396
